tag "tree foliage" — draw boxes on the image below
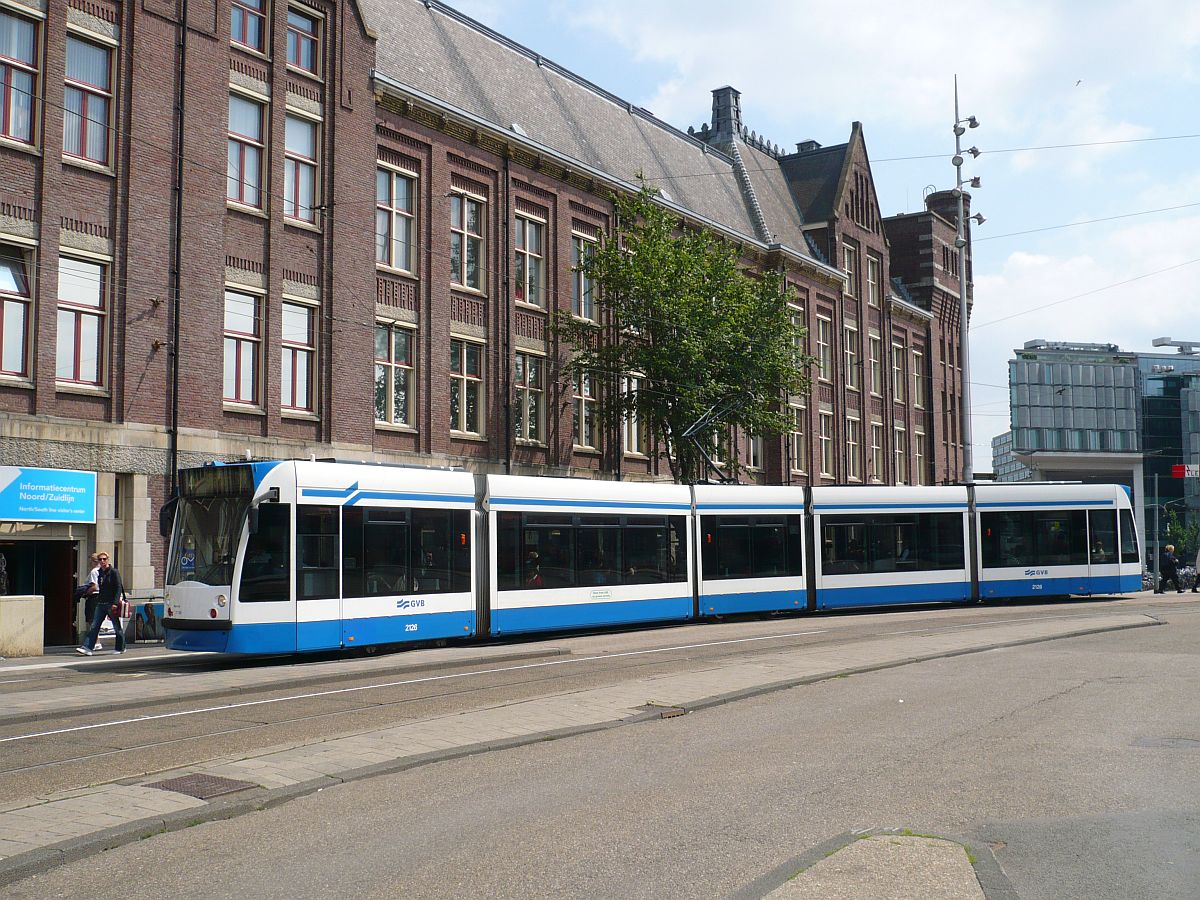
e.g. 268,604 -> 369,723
552,185 -> 813,483
1163,507 -> 1199,563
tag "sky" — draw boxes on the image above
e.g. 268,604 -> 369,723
443,0 -> 1200,472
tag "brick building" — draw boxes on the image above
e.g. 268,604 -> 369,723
0,0 -> 969,642
883,189 -> 975,484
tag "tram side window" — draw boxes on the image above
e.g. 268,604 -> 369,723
917,514 -> 966,570
576,516 -> 622,586
822,521 -> 866,574
702,515 -> 803,580
496,511 -> 521,590
625,516 -> 686,584
412,508 -> 471,594
342,507 -> 409,597
239,503 -> 291,602
1119,509 -> 1140,563
822,513 -> 964,574
1035,511 -> 1087,566
980,512 -> 1031,568
1088,510 -> 1117,564
344,507 -> 471,596
710,517 -> 751,580
980,509 -> 1087,569
522,514 -> 575,589
496,512 -> 686,590
297,505 -> 339,600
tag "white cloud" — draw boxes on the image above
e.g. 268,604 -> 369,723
968,218 -> 1200,454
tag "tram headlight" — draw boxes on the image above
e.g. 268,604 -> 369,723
216,594 -> 227,607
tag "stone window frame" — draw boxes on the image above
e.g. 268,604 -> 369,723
0,4 -> 40,148
54,251 -> 109,388
62,30 -> 116,167
223,285 -> 264,408
375,163 -> 417,275
280,295 -> 317,413
449,336 -> 484,436
374,320 -> 415,428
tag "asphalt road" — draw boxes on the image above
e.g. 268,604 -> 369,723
5,594 -> 1199,898
0,598 -> 1150,803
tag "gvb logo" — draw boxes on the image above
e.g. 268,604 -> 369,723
396,598 -> 426,610
1025,569 -> 1049,577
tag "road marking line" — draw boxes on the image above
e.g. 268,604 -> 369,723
0,629 -> 828,745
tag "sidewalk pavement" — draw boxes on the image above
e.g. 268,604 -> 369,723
0,609 -> 1159,895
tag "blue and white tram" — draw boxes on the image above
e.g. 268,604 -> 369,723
486,475 -> 692,634
694,484 -> 807,616
162,460 -> 1142,654
975,482 -> 1141,599
813,485 -> 971,609
164,461 -> 477,653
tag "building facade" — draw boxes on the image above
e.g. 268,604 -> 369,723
999,338 -> 1200,559
883,189 -> 974,484
0,0 -> 969,642
991,431 -> 1031,483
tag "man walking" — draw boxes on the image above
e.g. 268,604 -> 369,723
1157,544 -> 1183,594
76,552 -> 127,656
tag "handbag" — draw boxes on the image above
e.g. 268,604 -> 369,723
115,597 -> 132,619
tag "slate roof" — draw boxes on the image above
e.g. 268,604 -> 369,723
737,139 -> 811,252
779,143 -> 849,224
359,0 -> 823,267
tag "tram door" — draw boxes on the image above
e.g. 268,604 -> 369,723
295,504 -> 342,650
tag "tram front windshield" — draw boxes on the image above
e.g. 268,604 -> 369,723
167,467 -> 254,586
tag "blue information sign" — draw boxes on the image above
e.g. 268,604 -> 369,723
0,466 -> 97,524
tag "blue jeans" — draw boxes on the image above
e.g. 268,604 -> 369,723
82,602 -> 126,652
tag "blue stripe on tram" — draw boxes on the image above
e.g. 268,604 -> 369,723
816,581 -> 972,610
490,596 -> 693,635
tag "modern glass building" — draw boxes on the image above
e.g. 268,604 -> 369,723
991,431 -> 1031,482
1000,338 -> 1200,563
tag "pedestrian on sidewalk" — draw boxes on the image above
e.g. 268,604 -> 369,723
77,552 -> 127,656
75,552 -> 105,651
1193,545 -> 1200,593
1157,544 -> 1183,594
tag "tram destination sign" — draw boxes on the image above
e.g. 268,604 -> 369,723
1171,464 -> 1199,478
0,466 -> 97,524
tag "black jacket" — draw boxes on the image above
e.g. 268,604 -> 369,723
96,566 -> 125,605
1160,550 -> 1179,574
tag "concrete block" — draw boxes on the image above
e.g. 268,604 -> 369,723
0,595 -> 43,657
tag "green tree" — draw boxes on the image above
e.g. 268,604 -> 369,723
552,185 -> 812,483
1164,507 -> 1199,564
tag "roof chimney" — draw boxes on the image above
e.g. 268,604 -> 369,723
711,86 -> 742,142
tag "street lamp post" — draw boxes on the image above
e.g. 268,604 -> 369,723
951,76 -> 982,483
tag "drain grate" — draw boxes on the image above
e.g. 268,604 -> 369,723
147,773 -> 258,800
639,703 -> 687,719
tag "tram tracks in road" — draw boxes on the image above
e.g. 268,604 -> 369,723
0,627 -> 842,798
0,601 -> 1175,802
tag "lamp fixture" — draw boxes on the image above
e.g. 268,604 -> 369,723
950,75 -> 983,484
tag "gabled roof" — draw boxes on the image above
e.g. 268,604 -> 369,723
779,142 -> 848,224
358,0 -> 826,268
